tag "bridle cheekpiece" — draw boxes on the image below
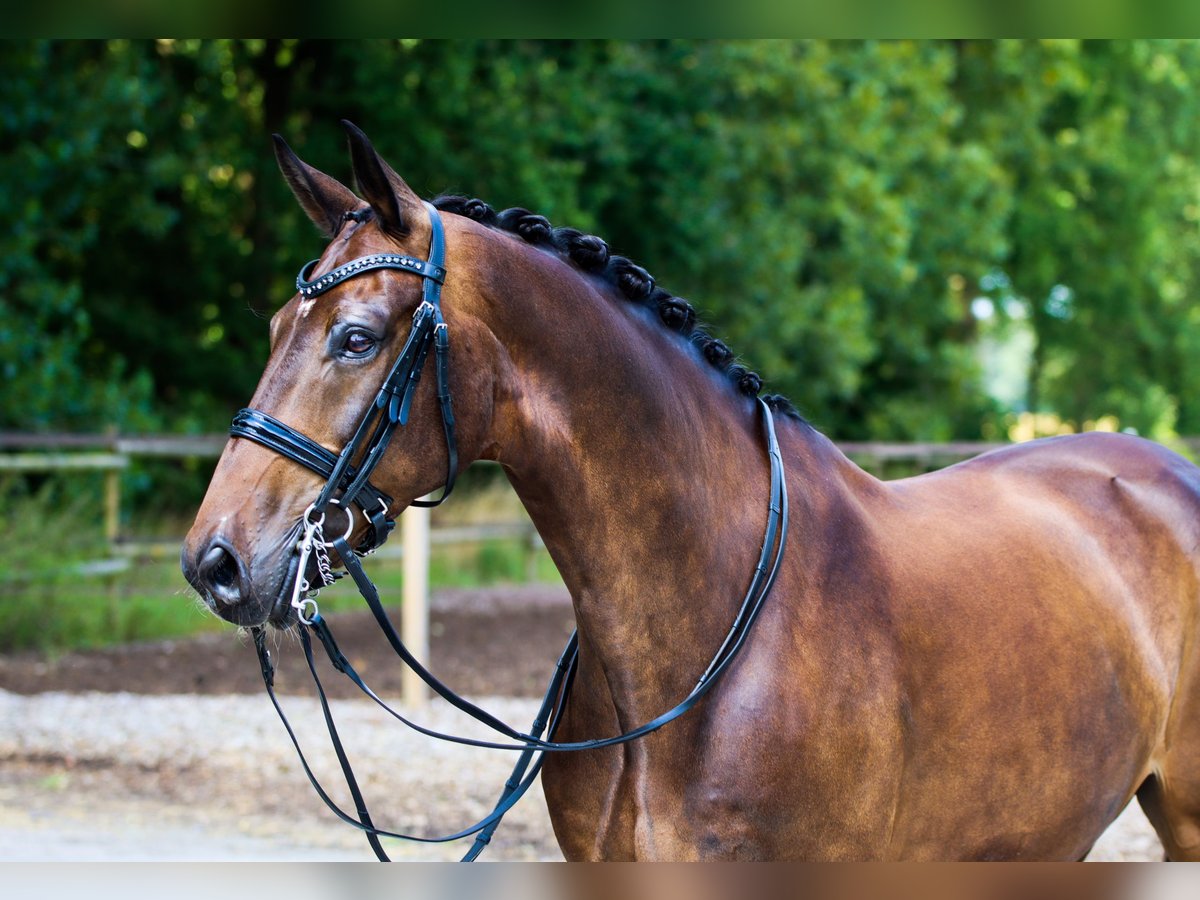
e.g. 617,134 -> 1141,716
231,200 -> 457,560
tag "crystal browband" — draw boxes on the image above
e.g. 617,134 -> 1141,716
297,254 -> 446,298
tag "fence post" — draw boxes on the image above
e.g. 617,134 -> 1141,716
103,426 -> 121,551
401,498 -> 431,708
103,470 -> 121,549
524,523 -> 540,583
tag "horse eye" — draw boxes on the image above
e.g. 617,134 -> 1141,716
344,331 -> 376,356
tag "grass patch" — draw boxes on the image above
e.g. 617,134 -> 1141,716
0,469 -> 563,654
0,475 -> 223,652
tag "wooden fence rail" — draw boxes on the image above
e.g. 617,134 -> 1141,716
0,432 -> 227,454
0,430 -> 1030,556
9,429 -> 1193,705
8,431 -> 1198,548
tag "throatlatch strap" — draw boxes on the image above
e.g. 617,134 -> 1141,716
411,324 -> 458,507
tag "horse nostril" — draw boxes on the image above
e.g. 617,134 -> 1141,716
209,547 -> 238,589
199,541 -> 247,607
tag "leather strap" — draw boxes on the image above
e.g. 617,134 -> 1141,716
254,399 -> 786,859
412,324 -> 458,507
230,408 -> 394,549
249,620 -> 574,858
231,202 -> 456,555
319,399 -> 784,750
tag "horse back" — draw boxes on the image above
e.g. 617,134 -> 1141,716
845,431 -> 1200,857
870,431 -> 1200,717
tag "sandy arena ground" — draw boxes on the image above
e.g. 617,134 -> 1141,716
0,586 -> 1165,861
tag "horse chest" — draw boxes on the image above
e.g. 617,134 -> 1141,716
541,652 -> 902,861
543,734 -> 756,861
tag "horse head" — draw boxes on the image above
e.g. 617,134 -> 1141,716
182,123 -> 499,626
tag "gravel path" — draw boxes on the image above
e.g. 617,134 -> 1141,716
0,689 -> 557,861
0,685 -> 1164,861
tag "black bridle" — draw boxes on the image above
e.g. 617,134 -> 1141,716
229,202 -> 790,861
231,201 -> 458,559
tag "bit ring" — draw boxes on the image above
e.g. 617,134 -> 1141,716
296,597 -> 319,625
320,498 -> 356,548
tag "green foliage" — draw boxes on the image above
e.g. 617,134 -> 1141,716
0,475 -> 220,652
0,42 -> 161,431
0,471 -> 559,653
4,39 -> 1200,444
569,41 -> 1013,439
958,39 -> 1200,437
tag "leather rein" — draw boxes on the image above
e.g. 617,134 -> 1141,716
229,202 -> 790,861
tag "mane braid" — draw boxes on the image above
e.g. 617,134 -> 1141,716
430,194 -> 805,422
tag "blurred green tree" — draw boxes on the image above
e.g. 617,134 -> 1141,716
3,39 -> 1200,444
958,39 -> 1200,439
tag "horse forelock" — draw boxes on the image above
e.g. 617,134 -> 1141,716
431,193 -> 806,423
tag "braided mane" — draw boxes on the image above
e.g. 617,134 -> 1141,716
430,195 -> 803,422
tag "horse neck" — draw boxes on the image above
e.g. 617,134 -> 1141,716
468,236 -> 813,721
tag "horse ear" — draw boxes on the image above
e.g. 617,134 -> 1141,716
342,120 -> 422,237
272,134 -> 360,238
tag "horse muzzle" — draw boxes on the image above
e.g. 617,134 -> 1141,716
181,525 -> 304,627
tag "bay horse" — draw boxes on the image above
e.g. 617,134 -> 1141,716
183,123 -> 1200,861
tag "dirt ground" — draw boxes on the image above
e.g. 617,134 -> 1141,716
0,585 -> 578,700
0,583 -> 1166,861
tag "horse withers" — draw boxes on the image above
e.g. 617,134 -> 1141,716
183,123 -> 1200,860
